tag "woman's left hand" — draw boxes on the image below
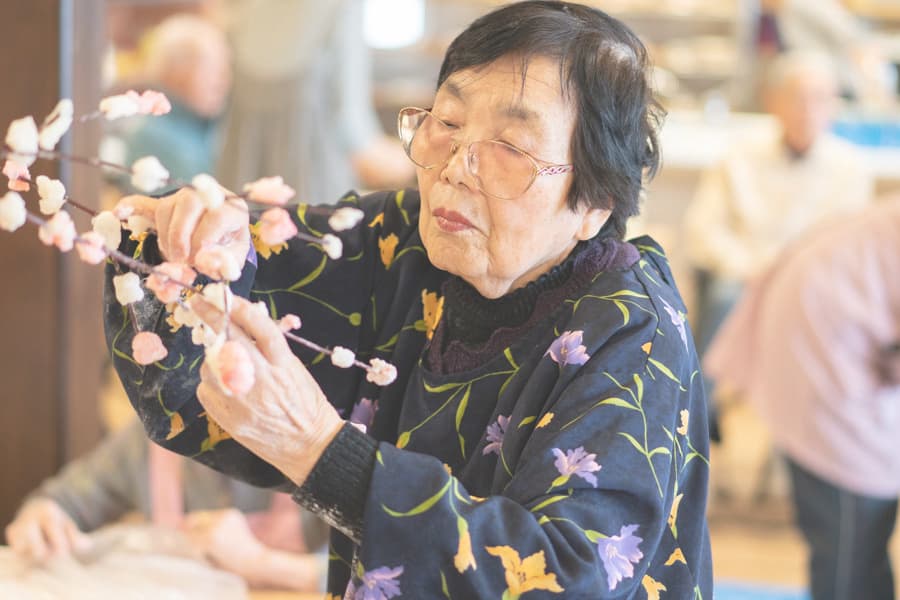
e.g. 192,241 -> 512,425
192,296 -> 344,486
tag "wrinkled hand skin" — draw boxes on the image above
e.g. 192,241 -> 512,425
5,498 -> 92,563
193,295 -> 344,487
116,188 -> 250,265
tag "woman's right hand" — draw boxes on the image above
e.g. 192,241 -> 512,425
5,498 -> 91,563
116,188 -> 250,266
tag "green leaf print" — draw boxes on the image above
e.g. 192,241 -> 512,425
382,479 -> 451,517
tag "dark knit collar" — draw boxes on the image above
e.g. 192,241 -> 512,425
427,236 -> 639,375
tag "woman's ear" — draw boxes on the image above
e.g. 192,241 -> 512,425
575,205 -> 611,241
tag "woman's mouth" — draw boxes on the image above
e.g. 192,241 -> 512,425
433,208 -> 475,233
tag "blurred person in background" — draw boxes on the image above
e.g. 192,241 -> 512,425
683,51 -> 872,442
704,196 -> 900,600
109,13 -> 232,189
214,0 -> 413,204
4,418 -> 329,592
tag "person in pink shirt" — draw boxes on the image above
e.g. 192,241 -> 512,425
704,196 -> 900,600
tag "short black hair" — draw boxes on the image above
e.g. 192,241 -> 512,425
438,1 -> 663,239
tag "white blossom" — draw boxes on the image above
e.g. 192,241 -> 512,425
321,233 -> 343,259
38,99 -> 73,151
5,116 -> 39,166
173,303 -> 202,329
99,94 -> 141,120
113,272 -> 144,305
130,156 -> 169,192
328,207 -> 365,232
199,282 -> 234,313
36,175 -> 67,215
191,173 -> 225,209
366,358 -> 398,386
0,191 -> 26,232
191,323 -> 221,347
126,214 -> 154,236
330,346 -> 356,368
91,210 -> 122,250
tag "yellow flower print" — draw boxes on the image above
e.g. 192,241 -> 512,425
641,342 -> 652,354
199,413 -> 232,452
454,517 -> 477,573
667,493 -> 683,537
379,233 -> 399,268
642,574 -> 667,599
421,290 -> 444,341
486,545 -> 564,598
665,547 -> 686,566
536,413 -> 554,429
368,212 -> 384,228
249,221 -> 287,260
676,410 -> 689,436
165,412 -> 184,440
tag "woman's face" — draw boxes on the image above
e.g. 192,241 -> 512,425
417,55 -> 609,299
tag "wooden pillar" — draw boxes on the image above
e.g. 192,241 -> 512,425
0,0 -> 106,537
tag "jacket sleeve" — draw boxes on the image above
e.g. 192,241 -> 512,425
341,278 -> 711,598
29,421 -> 150,531
103,190 -> 411,489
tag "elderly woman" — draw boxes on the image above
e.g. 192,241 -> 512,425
105,2 -> 712,597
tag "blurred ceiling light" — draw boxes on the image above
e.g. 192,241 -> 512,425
365,0 -> 425,49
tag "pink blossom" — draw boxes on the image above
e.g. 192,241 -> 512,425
3,159 -> 31,192
366,358 -> 397,387
146,262 -> 197,303
212,340 -> 255,396
38,98 -> 73,151
132,331 -> 168,365
243,176 -> 295,206
0,191 -> 26,232
38,210 -> 77,252
131,90 -> 172,116
331,346 -> 356,368
194,245 -> 241,281
257,208 -> 297,246
75,231 -> 107,265
277,314 -> 302,332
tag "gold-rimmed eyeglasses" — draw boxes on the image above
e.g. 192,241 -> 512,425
397,106 -> 574,200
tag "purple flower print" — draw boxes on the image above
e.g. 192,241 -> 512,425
351,565 -> 404,600
483,414 -> 509,456
546,330 -> 590,366
660,297 -> 688,350
597,524 -> 644,591
552,446 -> 602,487
350,398 -> 377,429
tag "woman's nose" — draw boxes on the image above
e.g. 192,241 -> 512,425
440,141 -> 476,192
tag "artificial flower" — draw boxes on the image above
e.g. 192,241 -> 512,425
91,210 -> 122,250
366,358 -> 397,386
546,330 -> 590,367
75,231 -> 107,265
330,346 -> 356,368
191,173 -> 224,209
126,214 -> 154,236
198,282 -> 233,313
328,206 -> 364,231
132,89 -> 171,116
132,331 -> 168,365
146,262 -> 196,303
35,175 -> 66,215
98,93 -> 141,120
194,245 -> 241,281
277,314 -> 301,332
130,155 -> 169,192
0,191 -> 26,232
243,176 -> 295,205
38,98 -> 73,151
596,524 -> 643,591
3,159 -> 31,192
321,233 -> 342,259
5,116 -> 39,166
172,303 -> 201,329
37,210 -> 76,252
113,272 -> 144,305
256,208 -> 297,246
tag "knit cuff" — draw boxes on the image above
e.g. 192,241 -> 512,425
291,422 -> 378,544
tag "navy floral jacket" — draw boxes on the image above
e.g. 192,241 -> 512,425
105,189 -> 713,599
